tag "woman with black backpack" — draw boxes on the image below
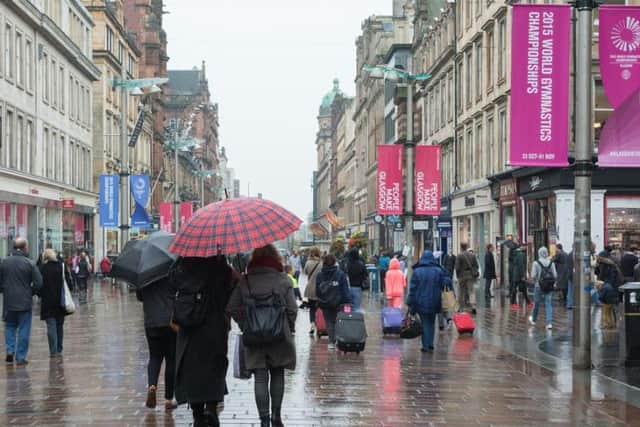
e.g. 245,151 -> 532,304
227,244 -> 298,427
315,254 -> 351,351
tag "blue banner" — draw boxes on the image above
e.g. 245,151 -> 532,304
99,175 -> 119,227
130,174 -> 150,227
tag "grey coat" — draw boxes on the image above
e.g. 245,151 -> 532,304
136,277 -> 173,329
0,251 -> 43,316
553,250 -> 571,290
303,258 -> 322,300
227,266 -> 297,371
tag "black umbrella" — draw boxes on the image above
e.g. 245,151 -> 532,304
111,231 -> 178,288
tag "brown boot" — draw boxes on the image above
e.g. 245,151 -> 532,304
145,385 -> 157,408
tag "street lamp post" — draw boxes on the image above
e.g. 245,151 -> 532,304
362,65 -> 430,283
572,0 -> 598,370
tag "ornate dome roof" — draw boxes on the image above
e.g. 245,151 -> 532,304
319,79 -> 343,115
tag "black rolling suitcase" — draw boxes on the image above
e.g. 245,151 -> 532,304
335,311 -> 367,354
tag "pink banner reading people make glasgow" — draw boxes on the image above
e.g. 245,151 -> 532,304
414,145 -> 441,216
599,6 -> 640,109
160,202 -> 173,233
180,202 -> 193,226
377,145 -> 403,216
509,4 -> 571,167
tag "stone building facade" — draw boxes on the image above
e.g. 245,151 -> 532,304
0,0 -> 100,260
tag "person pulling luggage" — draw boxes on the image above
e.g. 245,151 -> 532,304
315,254 -> 351,351
407,251 -> 452,353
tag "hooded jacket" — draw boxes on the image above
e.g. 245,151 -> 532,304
385,258 -> 406,299
531,247 -> 557,287
0,250 -> 43,315
345,248 -> 367,288
407,251 -> 452,315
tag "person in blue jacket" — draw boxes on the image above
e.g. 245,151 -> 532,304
407,251 -> 452,353
316,254 -> 351,351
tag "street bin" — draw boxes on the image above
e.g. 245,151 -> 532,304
621,283 -> 640,366
366,264 -> 379,294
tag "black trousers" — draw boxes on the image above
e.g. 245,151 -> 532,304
254,367 -> 285,418
510,281 -> 530,305
145,326 -> 176,400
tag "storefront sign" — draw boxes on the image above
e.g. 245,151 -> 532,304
377,145 -> 403,215
160,202 -> 173,233
414,145 -> 441,216
499,180 -> 518,200
598,88 -> 640,167
465,196 -> 475,207
99,174 -> 119,227
413,220 -> 430,231
130,175 -> 150,227
180,202 -> 193,226
599,6 -> 640,108
61,199 -> 75,209
509,4 -> 571,167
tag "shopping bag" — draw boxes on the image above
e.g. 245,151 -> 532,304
441,289 -> 457,312
400,314 -> 422,339
60,264 -> 75,315
233,334 -> 251,380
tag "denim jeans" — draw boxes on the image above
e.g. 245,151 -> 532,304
5,310 -> 33,361
566,280 -> 574,309
532,287 -> 553,326
350,287 -> 362,312
45,317 -> 65,355
321,307 -> 339,344
419,313 -> 436,350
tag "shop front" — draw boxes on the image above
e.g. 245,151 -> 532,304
436,197 -> 453,256
452,185 -> 495,268
490,175 -> 522,287
605,196 -> 640,251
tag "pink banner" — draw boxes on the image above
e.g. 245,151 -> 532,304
160,202 -> 173,233
16,204 -> 28,238
180,202 -> 193,225
600,6 -> 640,108
74,216 -> 84,246
598,87 -> 640,167
414,145 -> 441,216
509,4 -> 571,167
377,145 -> 403,215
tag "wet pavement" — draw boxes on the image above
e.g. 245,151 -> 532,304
1,278 -> 640,426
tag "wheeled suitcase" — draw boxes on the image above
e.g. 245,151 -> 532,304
315,308 -> 328,337
452,312 -> 475,334
381,307 -> 403,335
335,311 -> 367,353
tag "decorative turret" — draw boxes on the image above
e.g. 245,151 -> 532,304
319,78 -> 343,116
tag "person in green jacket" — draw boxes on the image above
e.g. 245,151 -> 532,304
510,245 -> 531,309
285,265 -> 302,302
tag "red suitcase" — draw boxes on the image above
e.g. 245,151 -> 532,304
315,308 -> 328,337
452,312 -> 475,334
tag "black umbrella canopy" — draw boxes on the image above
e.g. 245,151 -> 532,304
111,231 -> 178,288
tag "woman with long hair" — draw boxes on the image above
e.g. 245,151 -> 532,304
303,246 -> 322,335
39,249 -> 71,356
227,244 -> 298,427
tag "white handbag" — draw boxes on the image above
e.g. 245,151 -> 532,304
61,264 -> 76,314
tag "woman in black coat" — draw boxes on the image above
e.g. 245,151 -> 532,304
39,249 -> 71,356
483,244 -> 497,298
170,256 -> 236,427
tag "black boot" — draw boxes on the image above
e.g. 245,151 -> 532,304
271,413 -> 284,427
204,410 -> 220,427
260,415 -> 271,427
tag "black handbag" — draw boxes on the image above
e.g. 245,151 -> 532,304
400,314 -> 422,339
242,276 -> 287,347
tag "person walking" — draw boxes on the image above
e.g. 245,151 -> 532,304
553,243 -> 571,305
621,247 -> 638,283
284,265 -> 302,302
303,247 -> 322,335
137,277 -> 178,411
171,256 -> 236,427
529,247 -> 557,330
74,250 -> 92,302
289,251 -> 302,282
407,251 -> 452,352
454,243 -> 479,312
0,238 -> 42,365
385,258 -> 406,308
344,248 -> 367,311
39,249 -> 70,357
316,254 -> 351,351
378,251 -> 391,294
227,245 -> 297,427
510,245 -> 531,309
442,252 -> 456,278
483,244 -> 496,299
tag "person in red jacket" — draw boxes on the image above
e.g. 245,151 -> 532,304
100,257 -> 113,284
385,258 -> 406,308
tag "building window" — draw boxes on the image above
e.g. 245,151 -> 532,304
69,75 -> 74,119
498,108 -> 507,171
498,18 -> 507,81
51,59 -> 57,108
27,119 -> 35,175
59,66 -> 65,113
440,79 -> 446,128
448,72 -> 453,122
128,54 -> 135,75
43,52 -> 49,103
475,42 -> 482,102
434,84 -> 440,130
25,38 -> 33,92
456,61 -> 463,115
465,128 -> 473,184
118,42 -> 124,64
4,23 -> 13,81
486,29 -> 494,90
487,115 -> 494,176
16,115 -> 23,171
50,130 -> 57,179
475,122 -> 482,179
5,109 -> 14,169
15,32 -> 23,87
106,26 -> 114,53
465,50 -> 472,108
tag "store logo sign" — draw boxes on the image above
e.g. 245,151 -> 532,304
529,176 -> 543,191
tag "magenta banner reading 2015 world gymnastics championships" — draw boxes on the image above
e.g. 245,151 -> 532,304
509,4 -> 571,167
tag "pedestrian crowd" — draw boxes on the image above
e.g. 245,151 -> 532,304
1,234 -> 637,427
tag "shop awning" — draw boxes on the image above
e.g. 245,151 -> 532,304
310,222 -> 329,238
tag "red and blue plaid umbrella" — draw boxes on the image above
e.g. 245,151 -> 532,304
168,197 -> 302,257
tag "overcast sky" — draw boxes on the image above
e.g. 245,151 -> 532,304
163,0 -> 391,220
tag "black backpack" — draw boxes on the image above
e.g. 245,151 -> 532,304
536,261 -> 556,293
170,259 -> 211,329
316,271 -> 342,309
241,275 -> 287,347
